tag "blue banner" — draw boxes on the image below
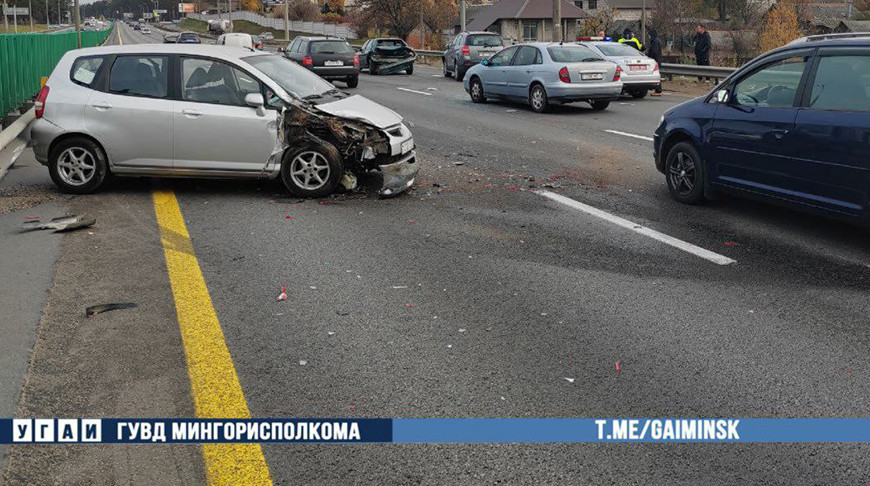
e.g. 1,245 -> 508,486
5,418 -> 870,444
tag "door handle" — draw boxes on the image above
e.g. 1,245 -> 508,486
91,102 -> 112,110
182,109 -> 203,118
771,129 -> 789,139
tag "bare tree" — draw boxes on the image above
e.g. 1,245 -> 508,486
356,0 -> 455,40
653,0 -> 702,53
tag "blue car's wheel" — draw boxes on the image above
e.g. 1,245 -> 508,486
529,84 -> 548,113
665,141 -> 705,204
470,77 -> 486,103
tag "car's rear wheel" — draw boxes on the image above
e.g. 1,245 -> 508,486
590,100 -> 610,111
442,59 -> 450,77
454,64 -> 463,81
346,75 -> 359,88
469,77 -> 486,103
629,89 -> 648,99
281,143 -> 343,198
368,59 -> 378,75
665,141 -> 705,204
406,65 -> 414,75
48,137 -> 109,194
529,84 -> 548,113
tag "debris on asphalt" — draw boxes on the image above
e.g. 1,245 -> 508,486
453,161 -> 466,166
299,360 -> 307,366
392,285 -> 408,289
340,172 -> 358,191
277,287 -> 288,301
309,286 -> 317,290
458,328 -> 466,333
404,302 -> 413,308
408,220 -> 417,224
724,241 -> 741,247
284,215 -> 293,220
22,214 -> 96,233
564,377 -> 575,383
336,310 -> 351,316
86,302 -> 137,318
615,361 -> 622,373
447,344 -> 452,348
327,331 -> 336,336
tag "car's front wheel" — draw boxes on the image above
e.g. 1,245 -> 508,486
529,84 -> 548,113
368,59 -> 378,75
281,143 -> 343,198
665,141 -> 706,204
469,77 -> 486,103
48,137 -> 109,194
406,65 -> 414,75
629,89 -> 648,99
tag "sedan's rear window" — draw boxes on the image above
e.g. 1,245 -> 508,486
596,43 -> 644,57
310,40 -> 354,54
466,34 -> 503,47
547,46 -> 602,63
71,57 -> 103,86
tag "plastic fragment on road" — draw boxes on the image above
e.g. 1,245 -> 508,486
404,302 -> 413,308
453,161 -> 465,166
458,328 -> 466,333
310,286 -> 317,290
336,310 -> 350,316
724,241 -> 741,247
392,285 -> 408,289
615,361 -> 622,373
86,302 -> 137,318
408,220 -> 417,224
22,214 -> 96,233
299,360 -> 307,366
327,331 -> 335,336
284,215 -> 292,220
564,377 -> 575,383
277,287 -> 288,301
340,172 -> 358,191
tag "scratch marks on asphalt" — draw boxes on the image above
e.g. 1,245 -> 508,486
153,190 -> 273,486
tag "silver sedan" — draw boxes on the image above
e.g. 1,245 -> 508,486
463,42 -> 623,113
579,41 -> 661,99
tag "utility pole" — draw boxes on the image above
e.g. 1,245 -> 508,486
3,2 -> 8,31
460,0 -> 465,31
419,0 -> 424,50
45,0 -> 49,27
283,0 -> 288,40
29,0 -> 32,31
74,0 -> 80,47
13,3 -> 18,33
552,0 -> 561,42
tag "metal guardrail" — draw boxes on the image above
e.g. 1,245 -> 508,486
658,63 -> 737,83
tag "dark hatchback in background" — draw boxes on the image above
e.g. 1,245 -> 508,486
655,34 -> 870,224
282,36 -> 360,88
177,32 -> 201,44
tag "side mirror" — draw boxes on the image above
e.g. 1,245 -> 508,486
715,88 -> 729,104
481,58 -> 489,67
245,93 -> 266,116
277,47 -> 285,52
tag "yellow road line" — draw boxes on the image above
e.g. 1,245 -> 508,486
153,190 -> 273,486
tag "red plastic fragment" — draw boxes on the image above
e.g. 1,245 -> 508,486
724,241 -> 740,247
277,287 -> 288,301
615,361 -> 622,373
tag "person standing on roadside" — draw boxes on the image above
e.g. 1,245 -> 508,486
646,28 -> 663,96
694,24 -> 712,81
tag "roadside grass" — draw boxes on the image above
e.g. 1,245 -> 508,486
0,24 -> 51,34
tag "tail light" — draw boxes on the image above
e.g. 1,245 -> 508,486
302,55 -> 313,67
408,49 -> 416,56
353,53 -> 360,67
461,46 -> 470,56
35,85 -> 49,119
558,66 -> 570,83
653,63 -> 659,72
613,66 -> 622,82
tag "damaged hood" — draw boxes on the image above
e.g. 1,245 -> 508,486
314,95 -> 403,129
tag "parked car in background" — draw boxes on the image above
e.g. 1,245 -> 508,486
177,32 -> 201,44
579,41 -> 660,98
30,45 -> 417,198
464,43 -> 622,113
443,32 -> 506,81
283,36 -> 360,88
217,33 -> 255,50
133,23 -> 141,31
360,38 -> 415,75
654,35 -> 870,223
141,27 -> 151,35
252,35 -> 264,50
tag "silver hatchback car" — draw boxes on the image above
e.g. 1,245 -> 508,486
31,44 -> 417,197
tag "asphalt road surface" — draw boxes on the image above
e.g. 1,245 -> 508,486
2,22 -> 870,485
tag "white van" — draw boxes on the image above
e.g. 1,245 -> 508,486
216,33 -> 254,50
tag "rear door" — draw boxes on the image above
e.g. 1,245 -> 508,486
789,47 -> 870,216
84,54 -> 175,168
173,56 -> 278,172
709,50 -> 812,197
504,46 -> 541,98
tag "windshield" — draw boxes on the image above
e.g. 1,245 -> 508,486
242,54 -> 335,99
311,40 -> 354,54
596,43 -> 644,57
547,46 -> 602,63
466,34 -> 503,47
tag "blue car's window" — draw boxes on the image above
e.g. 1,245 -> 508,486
809,55 -> 870,112
733,56 -> 807,108
489,46 -> 519,66
512,46 -> 539,66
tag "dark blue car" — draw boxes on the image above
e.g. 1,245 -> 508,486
654,34 -> 870,223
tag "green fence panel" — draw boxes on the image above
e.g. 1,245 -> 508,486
0,24 -> 112,115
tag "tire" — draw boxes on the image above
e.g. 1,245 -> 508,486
48,136 -> 109,194
368,59 -> 378,75
280,143 -> 343,198
406,65 -> 414,75
590,100 -> 610,111
346,75 -> 359,88
629,89 -> 648,99
453,63 -> 463,81
665,141 -> 706,204
469,76 -> 486,103
442,58 -> 450,77
529,84 -> 548,113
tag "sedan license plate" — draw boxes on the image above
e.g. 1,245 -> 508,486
401,138 -> 414,154
324,60 -> 343,66
629,64 -> 646,71
581,73 -> 604,80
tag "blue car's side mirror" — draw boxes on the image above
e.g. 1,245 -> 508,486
481,58 -> 489,67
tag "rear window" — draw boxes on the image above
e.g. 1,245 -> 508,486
378,39 -> 404,47
71,57 -> 104,87
310,40 -> 354,54
466,34 -> 503,47
596,43 -> 644,57
179,33 -> 198,40
547,46 -> 602,63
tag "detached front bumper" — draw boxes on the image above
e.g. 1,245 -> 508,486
378,151 -> 418,197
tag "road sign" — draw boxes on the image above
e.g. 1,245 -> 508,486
3,6 -> 29,15
178,3 -> 195,13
